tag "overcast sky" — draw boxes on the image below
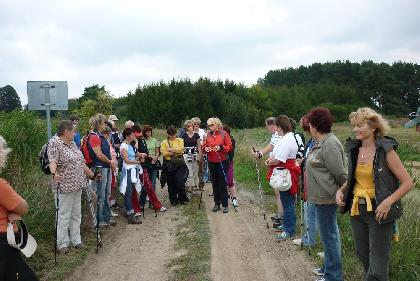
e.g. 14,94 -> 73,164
1,0 -> 419,104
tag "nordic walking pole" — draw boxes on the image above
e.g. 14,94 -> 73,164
214,140 -> 237,212
253,147 -> 269,228
95,166 -> 103,254
299,184 -> 304,249
54,182 -> 60,264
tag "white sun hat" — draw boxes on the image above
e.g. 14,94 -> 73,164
7,220 -> 37,258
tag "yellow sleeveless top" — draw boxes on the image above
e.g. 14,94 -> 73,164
351,164 -> 375,216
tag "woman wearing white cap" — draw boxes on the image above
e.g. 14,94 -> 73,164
0,136 -> 39,280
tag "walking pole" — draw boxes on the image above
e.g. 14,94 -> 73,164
198,188 -> 203,209
214,145 -> 237,212
95,166 -> 103,254
253,147 -> 269,228
85,181 -> 102,248
54,182 -> 60,264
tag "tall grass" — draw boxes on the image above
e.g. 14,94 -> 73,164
233,126 -> 420,281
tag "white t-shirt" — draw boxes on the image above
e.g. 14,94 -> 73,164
269,132 -> 283,157
272,132 -> 298,163
196,128 -> 206,144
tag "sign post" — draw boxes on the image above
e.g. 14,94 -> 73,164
27,81 -> 68,139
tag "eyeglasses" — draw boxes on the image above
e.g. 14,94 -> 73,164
208,123 -> 215,127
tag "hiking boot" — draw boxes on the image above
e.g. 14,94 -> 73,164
74,243 -> 86,250
58,247 -> 70,254
222,207 -> 228,213
108,219 -> 117,226
312,268 -> 325,276
274,224 -> 284,232
275,232 -> 293,241
232,198 -> 238,208
99,222 -> 109,228
212,205 -> 220,212
128,214 -> 142,224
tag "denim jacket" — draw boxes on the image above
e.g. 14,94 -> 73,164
341,136 -> 403,223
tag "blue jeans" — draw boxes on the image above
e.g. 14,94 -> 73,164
302,202 -> 317,246
124,168 -> 135,215
96,167 -> 112,223
315,204 -> 343,281
279,191 -> 296,236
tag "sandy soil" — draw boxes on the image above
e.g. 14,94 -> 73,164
66,186 -> 179,281
66,183 -> 316,281
205,187 -> 315,281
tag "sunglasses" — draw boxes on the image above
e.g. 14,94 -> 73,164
208,123 -> 215,127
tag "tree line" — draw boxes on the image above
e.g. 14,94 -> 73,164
2,60 -> 419,129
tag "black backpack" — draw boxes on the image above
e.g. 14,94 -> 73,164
38,142 -> 51,174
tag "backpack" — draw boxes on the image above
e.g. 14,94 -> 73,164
81,131 -> 97,165
38,142 -> 51,174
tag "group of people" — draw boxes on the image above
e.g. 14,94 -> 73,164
0,106 -> 417,281
253,107 -> 414,281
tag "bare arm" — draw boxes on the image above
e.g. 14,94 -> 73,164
121,147 -> 141,165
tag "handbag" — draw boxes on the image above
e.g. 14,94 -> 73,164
269,167 -> 292,191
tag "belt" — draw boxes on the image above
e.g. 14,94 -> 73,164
358,198 -> 376,205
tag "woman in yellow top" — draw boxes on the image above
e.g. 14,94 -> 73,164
336,108 -> 413,281
161,126 -> 189,206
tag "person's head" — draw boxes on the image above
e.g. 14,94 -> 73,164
265,117 -> 277,134
131,124 -> 142,139
300,114 -> 310,133
222,124 -> 231,136
191,117 -> 201,131
275,115 -> 292,135
69,115 -> 80,129
142,125 -> 153,139
207,117 -> 222,132
167,125 -> 177,139
125,120 -> 135,129
0,136 -> 11,170
184,120 -> 194,133
103,126 -> 112,140
109,114 -> 118,123
90,113 -> 107,132
122,128 -> 134,142
307,107 -> 334,136
57,120 -> 76,142
349,107 -> 390,140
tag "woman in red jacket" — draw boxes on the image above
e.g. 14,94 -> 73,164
202,118 -> 232,213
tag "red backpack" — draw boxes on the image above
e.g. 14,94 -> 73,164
81,131 -> 97,166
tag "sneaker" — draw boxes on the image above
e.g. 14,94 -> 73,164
317,252 -> 325,259
135,212 -> 142,217
128,214 -> 142,224
274,224 -> 284,231
222,207 -> 228,213
74,243 -> 86,250
293,238 -> 302,246
99,222 -> 109,228
312,268 -> 325,276
275,232 -> 292,241
232,198 -> 238,207
108,219 -> 117,226
58,247 -> 70,254
159,207 -> 167,212
111,211 -> 119,217
315,278 -> 325,281
212,205 -> 220,212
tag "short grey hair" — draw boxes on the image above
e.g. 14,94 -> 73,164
0,136 -> 12,169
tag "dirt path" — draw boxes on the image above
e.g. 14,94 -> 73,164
204,186 -> 315,281
66,186 -> 180,281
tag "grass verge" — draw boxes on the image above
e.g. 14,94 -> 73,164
168,195 -> 212,281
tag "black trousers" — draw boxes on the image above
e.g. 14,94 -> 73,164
166,165 -> 188,205
0,237 -> 38,281
208,160 -> 229,207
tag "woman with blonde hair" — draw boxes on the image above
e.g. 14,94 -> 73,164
336,107 -> 413,281
181,120 -> 201,195
202,117 -> 232,213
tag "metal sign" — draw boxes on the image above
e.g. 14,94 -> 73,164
27,81 -> 68,111
27,81 -> 69,139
